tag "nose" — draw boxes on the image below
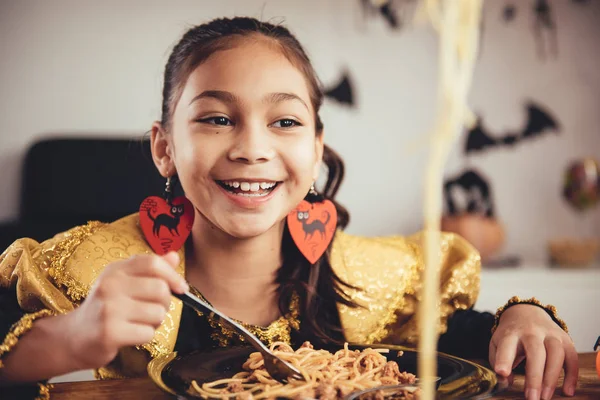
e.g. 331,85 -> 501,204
227,121 -> 275,164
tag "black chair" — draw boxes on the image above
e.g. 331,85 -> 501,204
0,137 -> 166,251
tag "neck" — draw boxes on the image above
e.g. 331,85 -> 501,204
185,212 -> 284,326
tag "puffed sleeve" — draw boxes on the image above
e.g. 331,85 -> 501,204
384,231 -> 483,346
0,225 -> 97,399
333,230 -> 484,354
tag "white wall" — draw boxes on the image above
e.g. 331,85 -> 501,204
1,0 -> 599,265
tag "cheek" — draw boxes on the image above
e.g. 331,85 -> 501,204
171,131 -> 219,191
284,138 -> 318,178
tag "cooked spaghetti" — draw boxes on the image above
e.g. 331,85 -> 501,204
191,341 -> 419,399
416,2 -> 483,400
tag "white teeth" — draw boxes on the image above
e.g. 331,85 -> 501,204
222,181 -> 277,191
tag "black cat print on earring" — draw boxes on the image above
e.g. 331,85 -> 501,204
138,175 -> 195,255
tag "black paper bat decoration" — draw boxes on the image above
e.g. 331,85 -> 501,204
379,2 -> 399,28
444,169 -> 495,218
464,101 -> 560,155
533,0 -> 558,59
503,3 -> 516,22
324,72 -> 356,107
359,0 -> 401,30
504,0 -> 589,24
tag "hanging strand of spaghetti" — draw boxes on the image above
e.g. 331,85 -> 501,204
416,1 -> 483,400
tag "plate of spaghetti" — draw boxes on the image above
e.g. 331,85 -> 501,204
148,341 -> 501,399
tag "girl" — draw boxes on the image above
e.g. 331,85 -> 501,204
0,17 -> 577,400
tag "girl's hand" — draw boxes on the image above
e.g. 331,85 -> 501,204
489,304 -> 578,400
63,252 -> 188,370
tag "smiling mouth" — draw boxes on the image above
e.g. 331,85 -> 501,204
216,180 -> 281,197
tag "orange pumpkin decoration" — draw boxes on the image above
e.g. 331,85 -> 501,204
441,214 -> 505,263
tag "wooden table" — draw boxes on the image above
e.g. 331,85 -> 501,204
49,353 -> 599,399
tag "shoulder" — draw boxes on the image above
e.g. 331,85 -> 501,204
331,230 -> 421,279
0,213 -> 150,312
403,230 -> 481,265
331,229 -> 479,277
47,213 -> 152,301
330,230 -> 481,344
330,231 -> 422,343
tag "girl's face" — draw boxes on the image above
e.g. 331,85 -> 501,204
153,38 -> 323,238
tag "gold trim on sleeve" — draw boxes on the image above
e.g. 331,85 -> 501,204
0,309 -> 55,368
36,382 -> 53,400
47,221 -> 105,301
94,367 -> 128,380
491,296 -> 569,334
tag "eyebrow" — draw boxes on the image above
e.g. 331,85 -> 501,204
189,90 -> 239,105
189,90 -> 309,111
264,92 -> 309,111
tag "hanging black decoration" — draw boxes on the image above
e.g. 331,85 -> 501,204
533,0 -> 558,60
324,72 -> 356,107
359,0 -> 406,30
464,101 -> 560,155
502,3 -> 516,22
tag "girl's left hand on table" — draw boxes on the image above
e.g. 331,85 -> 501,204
489,304 -> 579,400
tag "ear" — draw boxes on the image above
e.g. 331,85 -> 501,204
312,133 -> 325,181
150,121 -> 175,178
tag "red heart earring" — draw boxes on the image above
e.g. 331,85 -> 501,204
287,184 -> 337,264
139,175 -> 195,255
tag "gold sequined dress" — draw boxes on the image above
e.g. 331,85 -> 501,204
0,213 -> 487,398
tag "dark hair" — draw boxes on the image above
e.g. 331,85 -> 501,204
160,17 -> 356,345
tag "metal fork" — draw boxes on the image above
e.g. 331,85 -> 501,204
172,289 -> 304,383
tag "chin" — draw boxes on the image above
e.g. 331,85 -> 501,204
222,217 -> 282,239
225,224 -> 276,239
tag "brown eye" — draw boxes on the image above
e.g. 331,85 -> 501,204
199,116 -> 233,126
272,119 -> 300,128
